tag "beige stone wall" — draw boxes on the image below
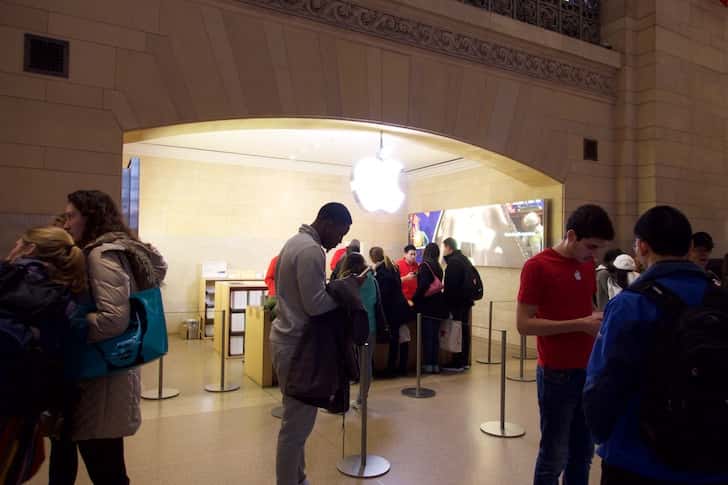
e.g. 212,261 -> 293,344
0,0 -> 621,255
603,0 -> 728,254
133,154 -> 406,315
407,165 -> 562,344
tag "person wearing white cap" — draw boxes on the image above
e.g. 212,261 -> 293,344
606,254 -> 640,300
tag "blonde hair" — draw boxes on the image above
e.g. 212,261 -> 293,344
21,226 -> 86,293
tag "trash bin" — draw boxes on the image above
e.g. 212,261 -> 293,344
179,318 -> 200,340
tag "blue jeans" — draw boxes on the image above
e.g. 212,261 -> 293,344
534,366 -> 594,485
421,316 -> 440,367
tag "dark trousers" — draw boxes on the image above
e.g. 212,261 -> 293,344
450,307 -> 471,367
49,437 -> 129,485
421,316 -> 440,367
601,462 -> 728,485
534,367 -> 594,485
387,325 -> 409,375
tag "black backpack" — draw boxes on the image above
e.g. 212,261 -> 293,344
462,261 -> 484,301
0,261 -> 70,414
630,278 -> 728,472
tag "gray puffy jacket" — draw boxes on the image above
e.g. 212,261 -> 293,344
70,232 -> 167,441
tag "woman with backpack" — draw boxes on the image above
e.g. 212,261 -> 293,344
369,246 -> 410,377
50,190 -> 167,485
0,226 -> 86,484
412,243 -> 448,374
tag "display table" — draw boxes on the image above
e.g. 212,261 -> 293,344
244,306 -> 275,387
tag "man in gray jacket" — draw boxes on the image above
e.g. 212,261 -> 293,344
271,202 -> 353,485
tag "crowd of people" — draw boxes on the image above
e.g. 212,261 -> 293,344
4,194 -> 728,485
1,190 -> 166,484
273,202 -> 728,485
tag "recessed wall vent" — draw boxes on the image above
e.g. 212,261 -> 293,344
24,34 -> 69,78
583,138 -> 598,161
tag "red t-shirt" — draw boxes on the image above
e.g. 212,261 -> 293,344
330,247 -> 347,271
397,258 -> 419,300
517,248 -> 596,369
265,255 -> 279,296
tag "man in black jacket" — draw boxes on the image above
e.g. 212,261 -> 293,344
442,237 -> 474,371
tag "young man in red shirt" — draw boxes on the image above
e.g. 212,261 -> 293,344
397,244 -> 419,304
517,204 -> 614,485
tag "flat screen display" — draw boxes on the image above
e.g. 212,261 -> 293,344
407,199 -> 547,268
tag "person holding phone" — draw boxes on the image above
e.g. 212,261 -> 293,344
397,244 -> 419,306
516,205 -> 614,485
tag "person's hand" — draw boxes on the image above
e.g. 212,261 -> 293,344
581,312 -> 603,336
407,300 -> 414,307
404,272 -> 416,281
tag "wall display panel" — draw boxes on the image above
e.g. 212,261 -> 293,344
408,200 -> 547,268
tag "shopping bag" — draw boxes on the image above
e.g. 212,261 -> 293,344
65,287 -> 168,380
399,324 -> 411,344
439,318 -> 462,353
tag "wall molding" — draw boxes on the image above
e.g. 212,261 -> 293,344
237,0 -> 616,97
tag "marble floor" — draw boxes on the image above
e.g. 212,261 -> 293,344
28,337 -> 602,484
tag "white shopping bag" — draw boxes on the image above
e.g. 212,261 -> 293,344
439,318 -> 462,353
399,324 -> 411,344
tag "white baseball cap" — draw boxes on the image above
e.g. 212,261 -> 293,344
613,254 -> 636,271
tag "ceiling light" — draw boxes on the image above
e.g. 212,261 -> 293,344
350,132 -> 404,214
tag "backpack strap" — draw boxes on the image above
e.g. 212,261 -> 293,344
628,280 -> 686,316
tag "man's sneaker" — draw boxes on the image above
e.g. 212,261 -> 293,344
442,365 -> 465,373
464,365 -> 471,370
350,399 -> 361,412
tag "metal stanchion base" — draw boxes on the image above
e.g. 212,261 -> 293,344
271,405 -> 283,419
507,373 -> 536,383
480,421 -> 526,438
511,352 -> 537,360
476,357 -> 501,365
337,455 -> 391,478
204,383 -> 240,393
401,387 -> 436,398
141,388 -> 180,400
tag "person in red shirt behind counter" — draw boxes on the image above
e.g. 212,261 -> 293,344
265,255 -> 278,296
397,244 -> 419,304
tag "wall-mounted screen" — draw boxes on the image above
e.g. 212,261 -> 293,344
408,199 -> 547,268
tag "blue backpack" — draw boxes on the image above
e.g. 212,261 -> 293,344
66,287 -> 168,380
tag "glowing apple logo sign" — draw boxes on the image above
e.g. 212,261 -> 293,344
350,150 -> 404,214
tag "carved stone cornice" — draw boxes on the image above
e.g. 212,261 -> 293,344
236,0 -> 615,97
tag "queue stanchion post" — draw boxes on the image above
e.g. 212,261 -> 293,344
141,356 -> 180,400
507,334 -> 536,383
476,301 -> 501,365
480,329 -> 526,438
401,313 -> 436,399
337,343 -> 391,478
511,334 -> 537,360
204,310 -> 240,393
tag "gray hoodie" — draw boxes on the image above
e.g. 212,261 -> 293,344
270,224 -> 337,345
